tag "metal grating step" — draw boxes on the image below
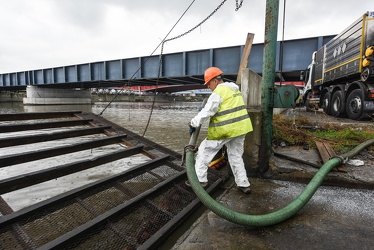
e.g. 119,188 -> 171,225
0,111 -> 228,249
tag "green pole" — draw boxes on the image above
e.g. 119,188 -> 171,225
258,0 -> 279,175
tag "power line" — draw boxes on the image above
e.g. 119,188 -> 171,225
99,0 -> 244,138
142,0 -> 231,137
99,0 -> 196,116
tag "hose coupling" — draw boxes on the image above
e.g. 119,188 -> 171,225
330,155 -> 349,164
184,144 -> 198,153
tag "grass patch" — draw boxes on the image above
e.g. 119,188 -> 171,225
272,114 -> 374,154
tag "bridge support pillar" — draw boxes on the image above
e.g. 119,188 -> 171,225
23,86 -> 92,105
241,68 -> 262,175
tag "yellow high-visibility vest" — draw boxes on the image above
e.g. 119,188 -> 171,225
207,85 -> 253,140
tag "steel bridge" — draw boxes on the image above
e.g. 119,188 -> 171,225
0,35 -> 334,91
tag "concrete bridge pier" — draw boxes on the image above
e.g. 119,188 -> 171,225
23,86 -> 92,105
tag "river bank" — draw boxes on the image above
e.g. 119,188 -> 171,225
0,91 -> 207,103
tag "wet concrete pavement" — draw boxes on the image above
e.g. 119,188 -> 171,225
170,145 -> 374,250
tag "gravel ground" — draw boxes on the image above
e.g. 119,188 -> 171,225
281,106 -> 374,127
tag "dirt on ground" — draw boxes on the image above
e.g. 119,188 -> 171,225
276,106 -> 374,167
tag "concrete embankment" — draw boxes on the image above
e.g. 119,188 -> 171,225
0,91 -> 25,102
91,93 -> 206,103
0,91 -> 206,103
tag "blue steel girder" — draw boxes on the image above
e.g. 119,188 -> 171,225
0,35 -> 335,90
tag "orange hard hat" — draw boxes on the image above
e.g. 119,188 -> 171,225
204,67 -> 223,85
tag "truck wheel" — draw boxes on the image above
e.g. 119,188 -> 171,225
346,89 -> 365,120
331,90 -> 346,117
321,92 -> 331,115
360,68 -> 372,82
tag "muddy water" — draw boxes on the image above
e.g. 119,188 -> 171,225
0,101 -> 208,153
0,101 -> 207,210
91,102 -> 208,153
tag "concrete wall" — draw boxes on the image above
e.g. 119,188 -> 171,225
241,69 -> 263,175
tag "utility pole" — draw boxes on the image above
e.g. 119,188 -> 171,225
258,0 -> 279,175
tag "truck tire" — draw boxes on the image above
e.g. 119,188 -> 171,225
321,92 -> 331,115
346,89 -> 365,120
360,68 -> 372,82
331,90 -> 346,117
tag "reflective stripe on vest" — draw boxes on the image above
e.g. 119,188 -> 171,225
209,105 -> 247,127
207,85 -> 253,140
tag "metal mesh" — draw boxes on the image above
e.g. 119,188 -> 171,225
20,200 -> 95,246
65,182 -> 196,250
0,111 -> 228,249
0,163 -> 223,249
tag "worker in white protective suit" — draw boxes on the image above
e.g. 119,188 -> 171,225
187,67 -> 253,194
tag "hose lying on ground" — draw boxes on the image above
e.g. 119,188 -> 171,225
186,132 -> 374,227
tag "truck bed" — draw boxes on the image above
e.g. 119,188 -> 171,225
314,12 -> 374,86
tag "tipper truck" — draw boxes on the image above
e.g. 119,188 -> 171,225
301,11 -> 374,120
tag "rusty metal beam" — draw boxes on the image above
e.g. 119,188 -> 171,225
0,145 -> 144,195
75,112 -> 182,161
0,119 -> 94,133
0,156 -> 171,227
37,171 -> 187,250
0,126 -> 111,148
0,196 -> 38,249
139,179 -> 226,249
0,134 -> 127,168
0,110 -> 229,249
0,111 -> 82,121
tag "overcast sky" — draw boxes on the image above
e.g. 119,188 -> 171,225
0,0 -> 372,73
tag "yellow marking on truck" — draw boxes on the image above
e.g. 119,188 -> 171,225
324,56 -> 360,74
359,13 -> 366,72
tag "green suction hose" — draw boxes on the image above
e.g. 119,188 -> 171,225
186,135 -> 374,227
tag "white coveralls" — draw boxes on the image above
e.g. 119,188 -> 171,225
190,82 -> 250,187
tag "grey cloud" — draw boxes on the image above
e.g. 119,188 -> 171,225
51,0 -> 108,32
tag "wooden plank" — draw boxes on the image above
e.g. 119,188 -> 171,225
315,141 -> 347,172
236,33 -> 255,85
324,143 -> 337,158
315,141 -> 331,163
320,142 -> 347,172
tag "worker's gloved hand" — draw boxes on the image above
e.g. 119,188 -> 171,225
188,123 -> 196,136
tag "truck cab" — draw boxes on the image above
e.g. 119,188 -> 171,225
300,52 -> 318,110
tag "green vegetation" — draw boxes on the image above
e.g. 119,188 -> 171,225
272,114 -> 374,154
